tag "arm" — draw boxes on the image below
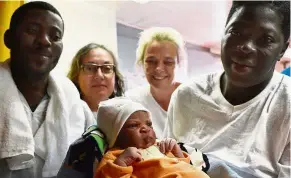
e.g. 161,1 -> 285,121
163,93 -> 211,173
158,138 -> 185,158
94,150 -> 133,178
163,90 -> 179,139
278,137 -> 290,178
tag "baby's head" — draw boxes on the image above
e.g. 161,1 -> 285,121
97,97 -> 156,149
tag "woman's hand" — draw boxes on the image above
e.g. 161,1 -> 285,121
114,147 -> 142,167
157,138 -> 184,158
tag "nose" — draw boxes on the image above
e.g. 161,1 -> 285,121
237,40 -> 256,54
94,67 -> 105,80
37,32 -> 52,47
155,60 -> 165,72
140,125 -> 150,133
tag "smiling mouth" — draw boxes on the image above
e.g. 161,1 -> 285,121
233,62 -> 250,67
153,76 -> 166,80
231,56 -> 255,67
92,85 -> 107,88
33,53 -> 51,60
231,62 -> 252,74
40,55 -> 50,60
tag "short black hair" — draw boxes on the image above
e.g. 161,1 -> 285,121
225,1 -> 290,42
9,1 -> 64,32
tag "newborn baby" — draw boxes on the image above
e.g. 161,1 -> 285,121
94,97 -> 209,178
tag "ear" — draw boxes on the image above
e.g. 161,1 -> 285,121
4,29 -> 12,49
277,41 -> 289,61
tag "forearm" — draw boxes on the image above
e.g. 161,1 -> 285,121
114,158 -> 128,167
95,150 -> 133,178
278,142 -> 291,178
95,160 -> 133,178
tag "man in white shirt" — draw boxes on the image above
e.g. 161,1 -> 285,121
164,1 -> 290,178
0,1 -> 95,178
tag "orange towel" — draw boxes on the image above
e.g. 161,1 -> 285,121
94,149 -> 209,178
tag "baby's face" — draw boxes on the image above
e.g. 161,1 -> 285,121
115,111 -> 156,149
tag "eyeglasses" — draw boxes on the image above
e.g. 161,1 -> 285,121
81,63 -> 115,76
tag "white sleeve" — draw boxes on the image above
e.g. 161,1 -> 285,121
163,89 -> 178,139
82,100 -> 97,129
278,133 -> 291,178
68,101 -> 96,142
163,89 -> 199,156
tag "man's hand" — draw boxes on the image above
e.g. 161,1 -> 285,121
157,138 -> 184,158
114,147 -> 142,167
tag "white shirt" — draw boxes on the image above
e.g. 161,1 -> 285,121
126,86 -> 167,139
1,93 -> 53,178
0,60 -> 96,178
93,112 -> 97,120
164,71 -> 291,178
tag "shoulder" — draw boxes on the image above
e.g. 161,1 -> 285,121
68,100 -> 96,140
50,73 -> 80,100
125,86 -> 150,102
270,72 -> 291,110
173,72 -> 220,100
272,72 -> 291,97
71,100 -> 95,121
49,74 -> 95,123
50,73 -> 78,91
0,60 -> 11,74
0,61 -> 7,69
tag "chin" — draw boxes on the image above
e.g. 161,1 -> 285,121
28,68 -> 51,77
229,76 -> 258,88
151,81 -> 171,89
139,143 -> 155,149
29,63 -> 54,75
93,93 -> 110,100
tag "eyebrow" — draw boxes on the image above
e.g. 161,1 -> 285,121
26,22 -> 40,27
145,55 -> 157,59
26,21 -> 63,34
103,61 -> 114,64
230,20 -> 277,32
262,23 -> 279,34
165,56 -> 175,60
124,120 -> 140,125
51,25 -> 63,35
228,20 -> 249,28
85,61 -> 114,65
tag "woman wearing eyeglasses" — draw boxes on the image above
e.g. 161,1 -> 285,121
68,43 -> 125,115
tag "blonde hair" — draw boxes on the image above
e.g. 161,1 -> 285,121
136,27 -> 187,66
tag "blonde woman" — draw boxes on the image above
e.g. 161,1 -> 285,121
125,27 -> 187,138
68,43 -> 125,115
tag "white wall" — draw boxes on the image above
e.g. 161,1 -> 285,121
187,46 -> 223,77
32,0 -> 118,76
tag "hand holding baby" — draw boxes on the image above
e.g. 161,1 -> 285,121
114,147 -> 142,167
115,138 -> 184,166
157,138 -> 184,158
